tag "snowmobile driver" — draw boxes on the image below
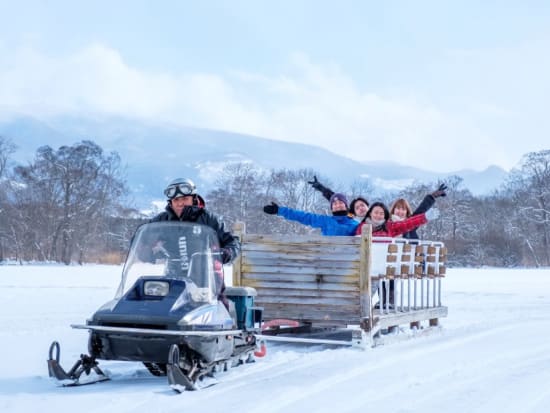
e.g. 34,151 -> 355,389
149,178 -> 240,309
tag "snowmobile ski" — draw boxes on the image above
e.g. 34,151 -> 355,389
167,344 -> 199,392
47,341 -> 109,386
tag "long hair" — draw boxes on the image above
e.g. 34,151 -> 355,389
366,202 -> 389,219
364,202 -> 390,232
349,196 -> 369,215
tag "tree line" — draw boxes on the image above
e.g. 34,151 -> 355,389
1,136 -> 549,267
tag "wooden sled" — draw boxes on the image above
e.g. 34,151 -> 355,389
231,222 -> 448,348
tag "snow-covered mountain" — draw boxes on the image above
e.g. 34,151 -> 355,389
1,115 -> 508,208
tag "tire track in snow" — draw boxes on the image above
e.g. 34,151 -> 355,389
39,319 -> 550,413
235,320 -> 550,413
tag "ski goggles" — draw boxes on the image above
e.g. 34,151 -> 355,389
164,183 -> 195,199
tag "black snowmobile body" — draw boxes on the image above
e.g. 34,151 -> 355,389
48,221 -> 263,391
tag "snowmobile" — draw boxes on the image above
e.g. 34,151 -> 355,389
47,221 -> 264,391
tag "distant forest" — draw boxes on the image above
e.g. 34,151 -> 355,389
1,136 -> 549,267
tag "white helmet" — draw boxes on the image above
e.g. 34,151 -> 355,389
163,178 -> 197,199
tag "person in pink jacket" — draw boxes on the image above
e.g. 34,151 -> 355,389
355,202 -> 438,237
356,201 -> 439,309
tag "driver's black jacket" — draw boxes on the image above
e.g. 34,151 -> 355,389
150,204 -> 240,264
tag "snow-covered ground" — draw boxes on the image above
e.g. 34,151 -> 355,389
1,264 -> 549,413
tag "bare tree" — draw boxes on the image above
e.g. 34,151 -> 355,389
504,150 -> 550,265
4,140 -> 550,267
261,168 -> 328,235
349,178 -> 375,204
207,164 -> 326,235
12,141 -> 127,264
0,137 -> 17,261
207,162 -> 267,232
0,136 -> 16,179
194,154 -> 550,267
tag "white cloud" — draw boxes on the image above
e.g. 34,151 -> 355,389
0,44 -> 547,172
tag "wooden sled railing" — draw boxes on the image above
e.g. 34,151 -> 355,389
231,222 -> 448,347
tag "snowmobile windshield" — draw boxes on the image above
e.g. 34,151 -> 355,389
115,222 -> 223,303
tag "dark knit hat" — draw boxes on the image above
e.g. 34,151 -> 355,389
329,193 -> 349,209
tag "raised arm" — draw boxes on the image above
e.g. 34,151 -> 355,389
308,175 -> 335,201
412,183 -> 447,215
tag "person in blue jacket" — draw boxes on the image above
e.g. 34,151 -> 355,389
263,193 -> 359,236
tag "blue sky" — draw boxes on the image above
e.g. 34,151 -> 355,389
1,0 -> 549,172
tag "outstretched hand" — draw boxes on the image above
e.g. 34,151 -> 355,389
431,183 -> 448,198
307,175 -> 323,191
307,175 -> 318,185
263,202 -> 279,215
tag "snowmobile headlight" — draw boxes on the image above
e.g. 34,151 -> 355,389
144,281 -> 170,296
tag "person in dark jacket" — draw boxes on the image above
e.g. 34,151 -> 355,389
263,193 -> 358,236
150,178 -> 239,308
308,176 -> 369,221
389,183 -> 447,239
